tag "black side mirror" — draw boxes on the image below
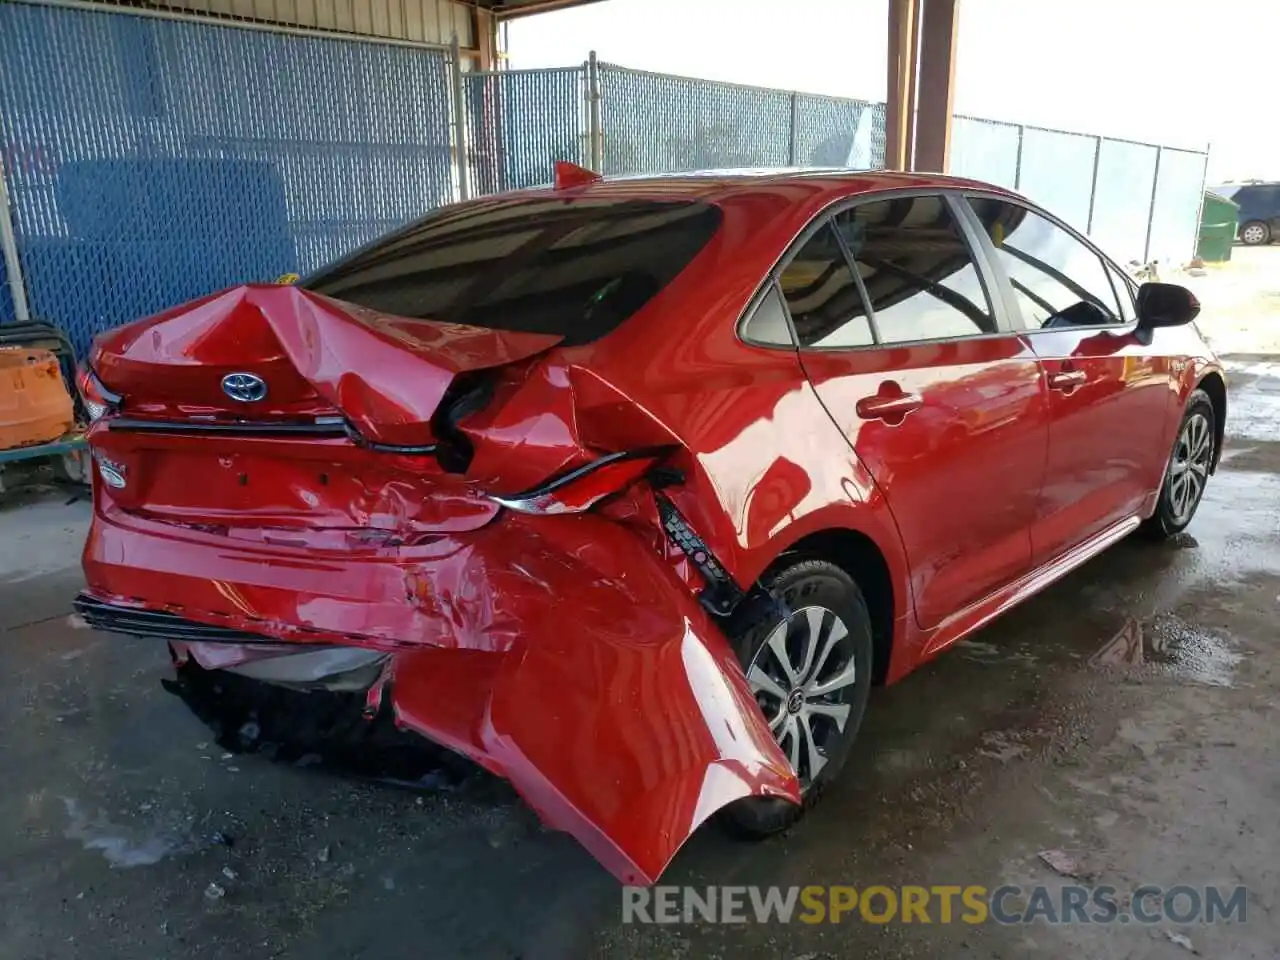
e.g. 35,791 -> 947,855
1136,282 -> 1200,329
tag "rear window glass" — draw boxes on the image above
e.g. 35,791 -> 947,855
304,198 -> 722,346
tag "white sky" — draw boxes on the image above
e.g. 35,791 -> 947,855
507,0 -> 1278,182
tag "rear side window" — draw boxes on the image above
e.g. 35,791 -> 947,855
833,196 -> 996,344
778,223 -> 875,348
966,198 -> 1122,329
304,198 -> 722,347
741,284 -> 795,346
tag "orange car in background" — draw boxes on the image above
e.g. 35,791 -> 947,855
0,346 -> 74,451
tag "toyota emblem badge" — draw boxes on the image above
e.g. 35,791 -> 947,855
221,372 -> 268,403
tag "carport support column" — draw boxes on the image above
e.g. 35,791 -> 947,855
587,51 -> 604,172
0,156 -> 30,322
913,0 -> 960,173
451,35 -> 472,202
473,6 -> 498,71
1143,146 -> 1163,263
885,0 -> 919,171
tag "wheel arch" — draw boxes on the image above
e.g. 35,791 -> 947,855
1196,371 -> 1227,472
761,525 -> 900,685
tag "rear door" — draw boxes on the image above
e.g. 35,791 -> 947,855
780,192 -> 1050,630
960,196 -> 1173,562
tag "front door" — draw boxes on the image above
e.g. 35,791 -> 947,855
783,194 -> 1050,629
961,197 -> 1173,561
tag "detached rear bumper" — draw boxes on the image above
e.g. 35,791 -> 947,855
80,505 -> 800,884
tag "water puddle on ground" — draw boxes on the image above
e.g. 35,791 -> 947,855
61,797 -> 195,868
1089,615 -> 1242,687
955,639 -> 1040,667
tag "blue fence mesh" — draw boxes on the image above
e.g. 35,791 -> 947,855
598,64 -> 793,175
0,255 -> 12,324
0,2 -> 454,358
464,67 -> 585,195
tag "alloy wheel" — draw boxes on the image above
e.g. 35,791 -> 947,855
745,605 -> 858,790
1241,223 -> 1268,245
1168,411 -> 1212,524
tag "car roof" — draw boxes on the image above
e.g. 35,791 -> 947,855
503,168 -> 1022,205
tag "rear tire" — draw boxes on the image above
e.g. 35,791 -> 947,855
1141,389 -> 1215,539
1239,220 -> 1270,246
719,558 -> 873,838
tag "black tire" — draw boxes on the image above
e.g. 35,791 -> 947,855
1141,389 -> 1215,539
719,558 -> 873,838
1239,220 -> 1271,246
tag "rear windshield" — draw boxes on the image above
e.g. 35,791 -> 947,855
1210,184 -> 1242,199
304,198 -> 722,346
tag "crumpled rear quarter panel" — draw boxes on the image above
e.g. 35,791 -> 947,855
82,502 -> 800,883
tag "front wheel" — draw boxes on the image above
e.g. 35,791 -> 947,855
1142,389 -> 1215,539
720,558 -> 873,837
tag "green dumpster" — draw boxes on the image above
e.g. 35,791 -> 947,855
1197,191 -> 1239,262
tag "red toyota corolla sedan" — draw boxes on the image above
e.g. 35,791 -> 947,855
74,168 -> 1225,885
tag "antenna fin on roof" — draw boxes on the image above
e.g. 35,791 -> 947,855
554,160 -> 603,190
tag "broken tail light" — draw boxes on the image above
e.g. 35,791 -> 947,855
490,448 -> 671,515
76,365 -> 121,422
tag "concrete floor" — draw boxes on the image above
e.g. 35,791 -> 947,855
2,249 -> 1279,959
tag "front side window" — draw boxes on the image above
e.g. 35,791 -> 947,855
778,223 -> 875,348
831,195 -> 996,344
966,198 -> 1123,330
304,198 -> 722,347
1105,263 -> 1136,322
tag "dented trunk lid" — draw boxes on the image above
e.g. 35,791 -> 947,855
88,285 -> 561,537
88,195 -> 724,538
91,284 -> 562,446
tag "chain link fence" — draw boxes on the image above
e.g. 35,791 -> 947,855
0,0 -> 454,357
793,94 -> 886,171
0,1 -> 1209,358
463,66 -> 587,197
462,63 -> 888,183
951,116 -> 1209,267
597,64 -> 794,174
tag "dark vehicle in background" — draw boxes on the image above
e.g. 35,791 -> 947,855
1213,181 -> 1280,245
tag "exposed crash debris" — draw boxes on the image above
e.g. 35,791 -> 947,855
163,659 -> 478,791
1037,848 -> 1088,879
1166,931 -> 1198,953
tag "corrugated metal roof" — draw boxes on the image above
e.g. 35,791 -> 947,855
79,0 -> 478,46
478,0 -> 609,18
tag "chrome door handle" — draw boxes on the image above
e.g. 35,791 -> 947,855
1047,369 -> 1088,391
856,393 -> 924,421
